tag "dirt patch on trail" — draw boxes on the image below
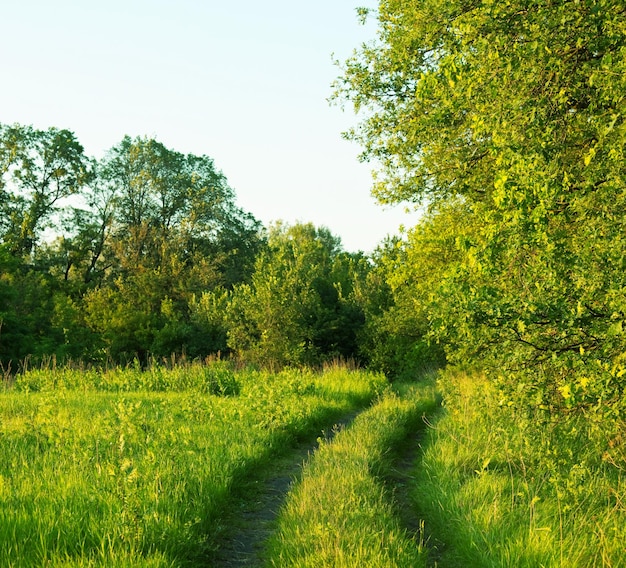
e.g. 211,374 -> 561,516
209,413 -> 358,567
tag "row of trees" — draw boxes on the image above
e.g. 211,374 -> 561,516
0,127 -> 278,365
1,125 -> 435,372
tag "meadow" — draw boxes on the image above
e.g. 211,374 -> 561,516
0,362 -> 387,567
266,379 -> 438,567
3,362 -> 624,567
412,370 -> 626,567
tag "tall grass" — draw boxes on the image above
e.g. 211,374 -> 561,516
12,359 -> 240,394
413,370 -> 626,567
0,364 -> 387,567
266,377 -> 439,567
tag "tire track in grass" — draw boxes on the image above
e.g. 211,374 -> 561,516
383,406 -> 448,567
209,412 -> 359,567
263,382 -> 441,567
385,413 -> 434,533
213,381 -> 443,567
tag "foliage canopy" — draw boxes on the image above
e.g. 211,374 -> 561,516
336,0 -> 626,476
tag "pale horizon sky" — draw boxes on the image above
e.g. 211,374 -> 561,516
0,1 -> 415,253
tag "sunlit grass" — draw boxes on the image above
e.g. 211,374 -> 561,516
413,370 -> 626,567
0,364 -> 385,567
266,377 -> 438,567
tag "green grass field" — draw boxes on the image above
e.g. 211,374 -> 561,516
266,378 -> 439,567
412,370 -> 626,567
0,363 -> 386,567
3,363 -> 624,567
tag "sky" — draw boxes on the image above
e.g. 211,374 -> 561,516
0,1 -> 415,253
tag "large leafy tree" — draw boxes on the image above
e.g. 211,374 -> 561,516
0,124 -> 91,257
0,126 -> 263,365
98,136 -> 262,286
80,136 -> 264,361
359,201 -> 467,378
0,124 -> 92,366
336,0 -> 626,208
337,0 -> 626,465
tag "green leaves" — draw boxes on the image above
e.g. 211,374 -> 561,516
0,124 -> 91,256
225,222 -> 366,368
0,125 -> 265,365
337,0 -> 626,473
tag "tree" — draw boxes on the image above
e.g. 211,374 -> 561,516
0,124 -> 94,366
99,136 -> 262,286
0,124 -> 91,256
0,126 -> 263,364
358,202 -> 467,378
226,222 -> 366,367
336,0 -> 626,207
79,136 -> 263,362
0,244 -> 62,365
337,0 -> 626,469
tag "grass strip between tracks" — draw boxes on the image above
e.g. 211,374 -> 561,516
265,376 -> 439,568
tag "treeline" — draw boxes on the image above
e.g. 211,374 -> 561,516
335,0 -> 626,484
0,124 -> 441,373
0,127 -> 258,366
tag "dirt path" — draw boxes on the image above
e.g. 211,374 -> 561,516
209,413 -> 358,567
210,401 -> 443,567
384,415 -> 432,534
383,410 -> 447,567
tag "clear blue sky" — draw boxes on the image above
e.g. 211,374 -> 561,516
0,0 -> 413,252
